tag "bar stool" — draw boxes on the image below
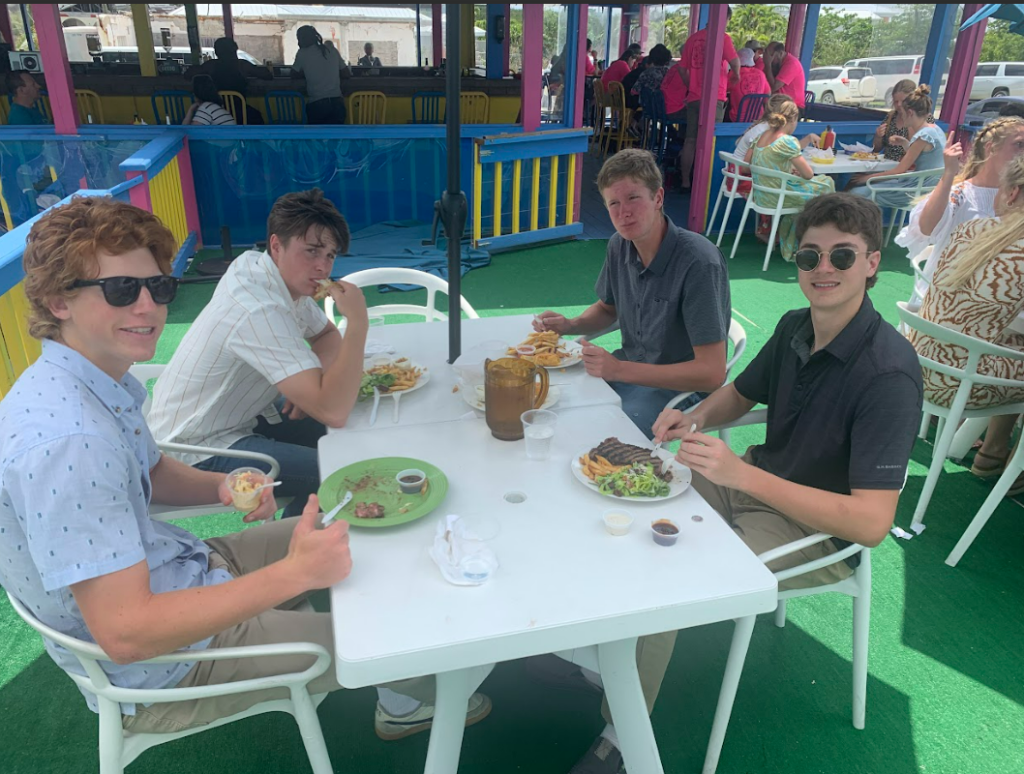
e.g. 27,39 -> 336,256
74,89 -> 104,124
411,91 -> 445,124
264,90 -> 306,124
217,90 -> 248,125
459,92 -> 489,124
152,90 -> 194,125
348,91 -> 387,125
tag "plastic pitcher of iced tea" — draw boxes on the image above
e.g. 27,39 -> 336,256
484,357 -> 549,440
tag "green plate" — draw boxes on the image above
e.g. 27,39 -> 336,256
317,457 -> 448,528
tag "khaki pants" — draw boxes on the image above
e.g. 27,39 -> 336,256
627,459 -> 853,721
122,519 -> 433,734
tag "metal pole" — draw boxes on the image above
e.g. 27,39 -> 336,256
20,4 -> 32,51
442,3 -> 466,363
416,3 -> 422,65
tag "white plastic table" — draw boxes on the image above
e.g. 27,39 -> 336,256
334,314 -> 622,432
320,405 -> 778,774
803,152 -> 899,175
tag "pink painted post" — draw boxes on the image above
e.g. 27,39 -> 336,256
127,171 -> 153,212
222,4 -> 233,39
177,137 -> 203,248
785,5 -> 807,59
0,4 -> 12,48
573,5 -> 589,222
638,4 -> 650,52
689,4 -> 700,36
521,2 -> 543,131
618,8 -> 631,54
687,3 -> 727,233
504,4 -> 511,75
941,3 -> 987,139
32,4 -> 78,134
432,4 -> 443,65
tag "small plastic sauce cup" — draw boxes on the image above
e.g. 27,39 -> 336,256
396,469 -> 427,495
651,518 -> 679,546
603,509 -> 634,536
226,467 -> 268,513
516,345 -> 537,357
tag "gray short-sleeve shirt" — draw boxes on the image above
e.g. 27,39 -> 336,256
595,215 -> 731,364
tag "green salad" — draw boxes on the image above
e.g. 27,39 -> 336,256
596,462 -> 671,498
359,371 -> 395,399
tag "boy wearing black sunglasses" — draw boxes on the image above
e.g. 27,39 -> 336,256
654,193 -> 923,581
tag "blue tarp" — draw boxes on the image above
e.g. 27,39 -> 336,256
331,220 -> 490,292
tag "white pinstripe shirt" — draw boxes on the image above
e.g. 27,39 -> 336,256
147,250 -> 329,465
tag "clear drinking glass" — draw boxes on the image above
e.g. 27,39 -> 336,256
521,409 -> 558,461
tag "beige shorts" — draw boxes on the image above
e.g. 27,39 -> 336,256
685,99 -> 727,138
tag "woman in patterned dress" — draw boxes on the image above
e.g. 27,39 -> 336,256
745,99 -> 835,257
908,155 -> 1024,494
897,116 -> 1024,308
873,79 -> 933,162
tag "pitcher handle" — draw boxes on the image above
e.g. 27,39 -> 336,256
533,365 -> 550,409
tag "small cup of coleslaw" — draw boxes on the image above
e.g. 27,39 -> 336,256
226,467 -> 268,513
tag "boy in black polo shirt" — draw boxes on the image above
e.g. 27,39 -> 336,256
654,193 -> 923,586
535,149 -> 730,439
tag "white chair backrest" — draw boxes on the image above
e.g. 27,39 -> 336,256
747,163 -> 816,213
896,301 -> 1024,388
726,318 -> 747,373
910,245 -> 933,288
865,168 -> 939,205
324,267 -> 480,324
719,150 -> 751,192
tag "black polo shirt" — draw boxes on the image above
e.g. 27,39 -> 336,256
734,296 -> 923,495
595,216 -> 730,366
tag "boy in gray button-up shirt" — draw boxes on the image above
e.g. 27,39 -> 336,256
535,149 -> 731,439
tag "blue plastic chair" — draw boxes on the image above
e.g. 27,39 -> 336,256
804,90 -> 816,106
152,90 -> 194,125
640,88 -> 670,165
264,90 -> 307,124
411,91 -> 445,124
736,93 -> 770,123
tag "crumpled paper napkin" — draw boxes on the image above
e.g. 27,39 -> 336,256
429,514 -> 498,586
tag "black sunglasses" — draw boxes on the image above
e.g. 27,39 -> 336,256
793,248 -> 869,273
68,276 -> 179,307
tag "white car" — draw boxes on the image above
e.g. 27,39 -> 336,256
843,55 -> 948,107
807,66 -> 876,105
970,62 -> 1024,100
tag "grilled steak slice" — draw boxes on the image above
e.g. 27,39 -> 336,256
590,437 -> 671,480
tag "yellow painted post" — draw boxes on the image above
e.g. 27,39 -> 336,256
492,162 -> 502,237
511,159 -> 522,234
131,5 -> 158,77
461,9 -> 476,69
566,153 -> 576,226
548,156 -> 559,229
530,157 -> 541,231
473,144 -> 482,244
11,285 -> 40,363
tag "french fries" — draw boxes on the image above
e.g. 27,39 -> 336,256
508,330 -> 573,366
364,361 -> 424,392
577,453 -> 626,481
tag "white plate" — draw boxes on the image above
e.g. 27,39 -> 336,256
570,446 -> 691,502
365,359 -> 431,398
461,384 -> 561,412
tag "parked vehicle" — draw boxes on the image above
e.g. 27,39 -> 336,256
964,95 -> 1024,126
970,62 -> 1024,100
807,66 -> 876,105
843,55 -> 948,107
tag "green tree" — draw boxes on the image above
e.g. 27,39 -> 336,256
980,18 -> 1024,62
729,4 -> 789,50
811,8 -> 873,67
661,6 -> 690,55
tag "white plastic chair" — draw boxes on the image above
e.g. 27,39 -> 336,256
896,301 -> 1024,529
697,409 -> 872,774
730,164 -> 818,272
324,267 -> 480,324
6,590 -> 333,774
129,364 -> 285,521
864,169 -> 939,246
946,429 -> 1024,567
668,319 -> 748,446
705,151 -> 751,248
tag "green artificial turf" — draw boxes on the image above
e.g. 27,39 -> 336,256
2,235 -> 1021,774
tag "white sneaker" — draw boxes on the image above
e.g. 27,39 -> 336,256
374,692 -> 492,741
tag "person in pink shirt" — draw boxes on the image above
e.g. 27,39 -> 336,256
766,41 -> 807,111
675,5 -> 740,190
601,49 -> 638,87
746,39 -> 765,72
729,48 -> 771,122
585,38 -> 596,76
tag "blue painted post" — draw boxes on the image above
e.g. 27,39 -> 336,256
800,4 -> 820,73
698,4 -> 709,31
920,3 -> 956,101
486,4 -> 505,79
562,4 -> 582,127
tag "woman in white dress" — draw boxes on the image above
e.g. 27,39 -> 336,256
896,116 -> 1024,308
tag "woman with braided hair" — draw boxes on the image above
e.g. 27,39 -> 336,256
896,116 -> 1024,307
292,25 -> 350,124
